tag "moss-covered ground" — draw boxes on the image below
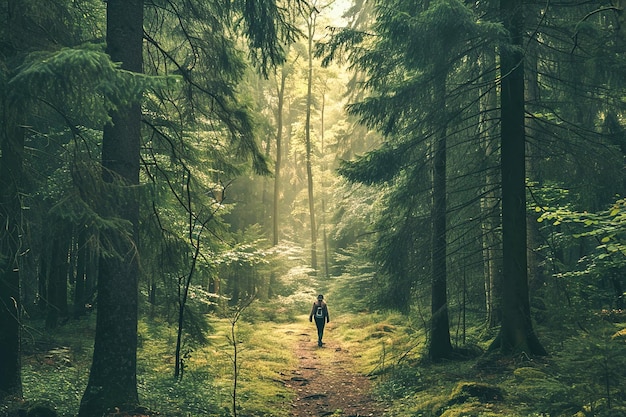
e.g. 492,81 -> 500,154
10,303 -> 626,417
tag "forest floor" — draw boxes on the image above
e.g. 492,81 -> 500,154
283,326 -> 388,417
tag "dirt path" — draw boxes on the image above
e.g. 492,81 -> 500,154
284,328 -> 387,417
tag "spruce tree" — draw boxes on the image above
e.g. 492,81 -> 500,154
489,0 -> 546,356
78,1 -> 143,414
322,0 -> 502,359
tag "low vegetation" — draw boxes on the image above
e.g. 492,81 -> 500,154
12,285 -> 626,417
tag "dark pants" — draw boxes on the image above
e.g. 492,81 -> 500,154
314,317 -> 326,345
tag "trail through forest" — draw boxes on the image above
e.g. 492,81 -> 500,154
283,326 -> 387,417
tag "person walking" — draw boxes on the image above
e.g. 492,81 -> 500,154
309,294 -> 330,347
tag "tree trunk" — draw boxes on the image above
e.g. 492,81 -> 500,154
38,246 -> 50,314
479,45 -> 502,328
524,42 -> 546,295
84,237 -> 98,309
0,0 -> 28,399
73,227 -> 88,318
78,0 -> 143,414
0,98 -> 25,401
273,67 -> 286,246
490,0 -> 546,356
304,8 -> 318,270
46,225 -> 70,329
429,76 -> 453,361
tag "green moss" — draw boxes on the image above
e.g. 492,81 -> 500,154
448,382 -> 504,404
513,366 -> 548,380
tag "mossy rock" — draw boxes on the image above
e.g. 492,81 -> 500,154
448,382 -> 504,405
513,366 -> 548,380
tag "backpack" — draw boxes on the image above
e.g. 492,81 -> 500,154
315,304 -> 324,318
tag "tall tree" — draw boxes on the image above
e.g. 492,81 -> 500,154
489,0 -> 546,355
0,55 -> 25,401
0,0 -> 29,399
45,224 -> 71,329
320,0 -> 500,357
476,0 -> 502,329
78,0 -> 143,414
1,0 -> 112,398
138,0 -> 297,371
273,65 -> 288,246
302,2 -> 319,269
430,67 -> 453,360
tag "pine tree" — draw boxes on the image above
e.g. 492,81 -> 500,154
322,0 -> 502,359
489,0 -> 547,356
78,1 -> 144,414
0,0 -> 109,399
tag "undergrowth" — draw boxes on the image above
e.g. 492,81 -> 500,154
14,290 -> 626,417
18,310 -> 299,417
328,308 -> 626,417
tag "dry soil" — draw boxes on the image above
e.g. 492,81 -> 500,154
284,327 -> 387,417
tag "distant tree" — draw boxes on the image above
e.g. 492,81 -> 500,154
138,0 -> 300,376
301,2 -> 320,270
523,0 -> 626,300
2,0 -> 100,399
73,226 -> 93,319
475,0 -> 502,329
273,64 -> 289,246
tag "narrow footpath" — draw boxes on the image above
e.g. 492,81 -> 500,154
284,329 -> 387,417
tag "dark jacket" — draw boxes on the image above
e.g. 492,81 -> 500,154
309,301 -> 329,322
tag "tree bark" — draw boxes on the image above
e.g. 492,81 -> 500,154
78,0 -> 143,414
46,225 -> 71,329
429,75 -> 453,361
479,45 -> 502,328
73,227 -> 88,318
0,101 -> 25,400
273,67 -> 286,246
0,0 -> 26,398
490,0 -> 546,356
304,7 -> 318,270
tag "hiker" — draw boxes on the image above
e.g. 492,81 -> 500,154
309,294 -> 330,347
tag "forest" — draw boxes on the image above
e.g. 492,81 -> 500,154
1,0 -> 626,416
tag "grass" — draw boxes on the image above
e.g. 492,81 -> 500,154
205,318 -> 300,417
15,301 -> 626,417
329,311 -> 425,376
20,318 -> 94,416
18,310 -> 301,417
327,310 -> 626,417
